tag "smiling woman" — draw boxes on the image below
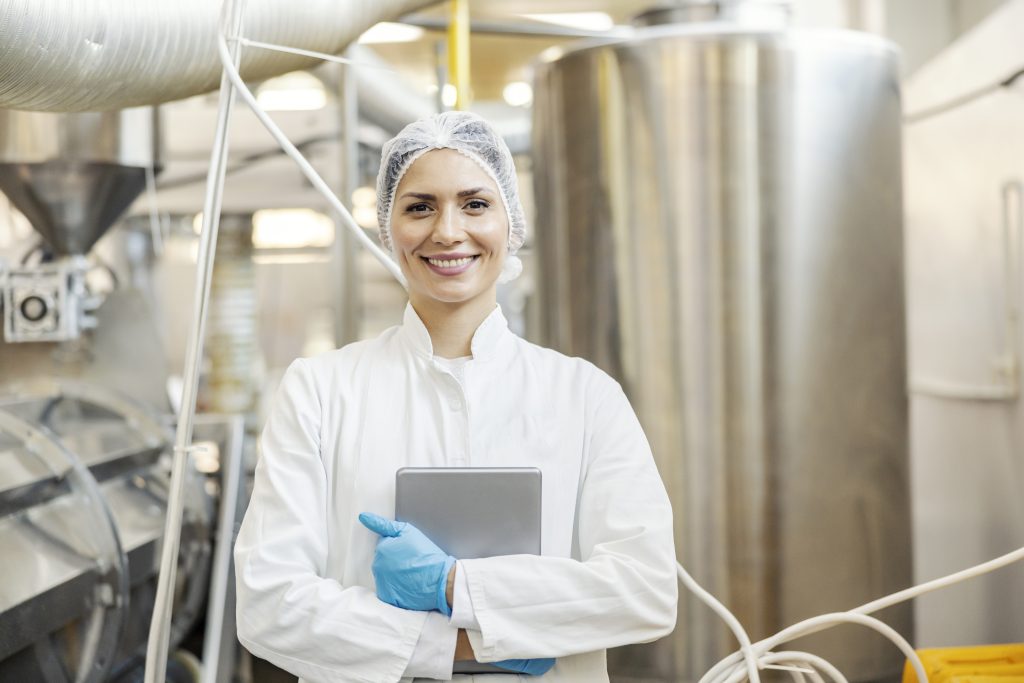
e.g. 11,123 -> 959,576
233,111 -> 678,683
376,112 -> 526,285
391,148 -> 509,320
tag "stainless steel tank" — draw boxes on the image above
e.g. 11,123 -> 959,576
532,18 -> 912,683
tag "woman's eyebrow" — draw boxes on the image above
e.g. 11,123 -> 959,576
399,188 -> 494,201
457,187 -> 494,197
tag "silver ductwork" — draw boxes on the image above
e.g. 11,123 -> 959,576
346,45 -> 438,139
341,45 -> 531,154
0,0 -> 434,113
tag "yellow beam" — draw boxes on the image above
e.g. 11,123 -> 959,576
447,0 -> 471,110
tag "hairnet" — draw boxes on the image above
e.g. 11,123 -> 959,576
376,111 -> 525,283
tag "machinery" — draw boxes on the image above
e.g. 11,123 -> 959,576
0,381 -> 211,682
0,108 -> 157,344
0,108 -> 214,682
0,3 -> 437,680
0,108 -> 172,407
532,5 -> 913,682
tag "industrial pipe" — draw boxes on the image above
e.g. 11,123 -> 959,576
0,0 -> 434,112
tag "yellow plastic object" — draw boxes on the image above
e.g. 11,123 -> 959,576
903,644 -> 1024,683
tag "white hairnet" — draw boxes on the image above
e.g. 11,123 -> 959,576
376,111 -> 526,283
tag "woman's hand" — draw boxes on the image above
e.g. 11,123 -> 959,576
358,512 -> 457,615
360,514 -> 556,675
492,658 -> 557,676
456,631 -> 556,674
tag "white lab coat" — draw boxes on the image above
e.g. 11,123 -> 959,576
234,303 -> 678,682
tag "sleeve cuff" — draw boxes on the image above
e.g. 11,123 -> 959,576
403,611 -> 458,680
449,561 -> 481,630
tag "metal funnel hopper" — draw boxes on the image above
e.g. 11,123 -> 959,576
0,162 -> 148,256
0,109 -> 159,257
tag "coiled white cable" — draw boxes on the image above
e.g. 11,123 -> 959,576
682,565 -> 928,683
759,652 -> 844,683
687,542 -> 1024,683
678,563 -> 762,683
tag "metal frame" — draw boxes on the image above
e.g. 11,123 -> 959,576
195,414 -> 247,683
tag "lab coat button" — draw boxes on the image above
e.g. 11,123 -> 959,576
449,398 -> 463,411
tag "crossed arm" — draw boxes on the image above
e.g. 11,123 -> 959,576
446,570 -> 478,662
234,360 -> 677,680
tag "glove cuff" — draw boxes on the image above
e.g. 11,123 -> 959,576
436,555 -> 457,616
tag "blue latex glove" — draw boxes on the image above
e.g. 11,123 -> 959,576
493,658 -> 557,676
359,512 -> 456,615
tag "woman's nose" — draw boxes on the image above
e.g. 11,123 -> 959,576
431,206 -> 466,244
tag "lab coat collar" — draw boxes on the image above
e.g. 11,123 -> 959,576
400,302 -> 510,361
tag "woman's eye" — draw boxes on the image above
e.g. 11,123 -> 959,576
465,200 -> 489,211
405,203 -> 431,213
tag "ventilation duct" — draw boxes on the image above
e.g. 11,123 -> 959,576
0,0 -> 434,112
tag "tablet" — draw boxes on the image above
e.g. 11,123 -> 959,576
395,467 -> 542,676
395,466 -> 542,559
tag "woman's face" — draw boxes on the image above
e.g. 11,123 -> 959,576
390,148 -> 508,307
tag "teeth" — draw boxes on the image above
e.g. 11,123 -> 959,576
427,256 -> 474,268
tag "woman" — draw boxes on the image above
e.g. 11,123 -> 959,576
234,111 -> 678,682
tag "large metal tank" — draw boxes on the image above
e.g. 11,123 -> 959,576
532,16 -> 912,683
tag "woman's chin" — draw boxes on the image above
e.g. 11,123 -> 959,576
412,280 -> 494,306
425,289 -> 483,305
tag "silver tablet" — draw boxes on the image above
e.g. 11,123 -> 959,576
395,466 -> 542,559
395,467 -> 542,676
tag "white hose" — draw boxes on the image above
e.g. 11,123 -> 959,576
686,542 -> 1024,683
678,563 -> 761,683
143,0 -> 247,680
216,26 -> 408,285
701,609 -> 924,683
759,652 -> 844,683
852,543 -> 1024,616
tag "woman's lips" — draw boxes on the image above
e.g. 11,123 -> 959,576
421,254 -> 479,276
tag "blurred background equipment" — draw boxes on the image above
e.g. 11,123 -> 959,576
0,1 -> 431,679
902,0 -> 1024,650
0,380 -> 212,683
533,5 -> 911,681
0,0 -> 1022,681
0,109 -> 158,344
